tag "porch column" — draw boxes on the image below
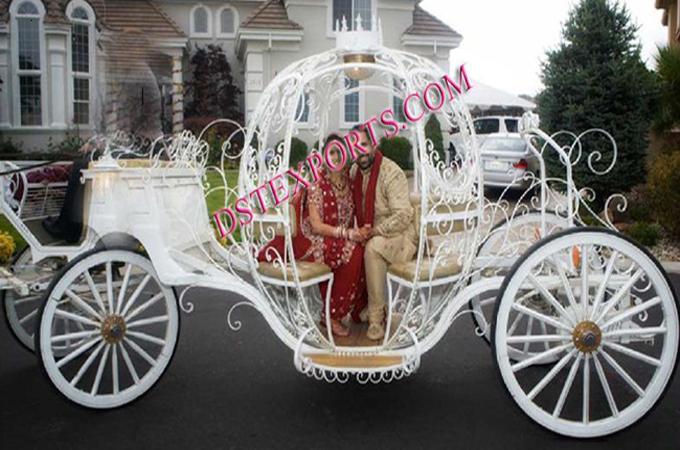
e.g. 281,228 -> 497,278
171,55 -> 184,132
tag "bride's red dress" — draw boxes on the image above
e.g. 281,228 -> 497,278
258,170 -> 367,321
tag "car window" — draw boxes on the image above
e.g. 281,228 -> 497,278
504,119 -> 519,133
474,119 -> 500,135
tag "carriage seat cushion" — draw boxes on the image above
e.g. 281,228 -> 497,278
257,261 -> 331,282
388,254 -> 462,282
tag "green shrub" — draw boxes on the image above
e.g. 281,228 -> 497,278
424,114 -> 445,164
647,150 -> 680,238
379,136 -> 412,170
626,222 -> 661,247
275,137 -> 308,168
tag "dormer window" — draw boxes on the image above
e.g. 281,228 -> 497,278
332,0 -> 373,31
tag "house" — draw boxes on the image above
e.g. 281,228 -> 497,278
656,0 -> 680,47
0,0 -> 462,151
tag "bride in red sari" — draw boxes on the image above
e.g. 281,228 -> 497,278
259,134 -> 368,336
300,136 -> 368,336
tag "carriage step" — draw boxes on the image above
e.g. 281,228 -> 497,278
304,353 -> 404,369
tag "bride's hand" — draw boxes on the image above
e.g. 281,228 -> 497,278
349,227 -> 366,243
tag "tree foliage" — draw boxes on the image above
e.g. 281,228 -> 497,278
537,0 -> 657,197
185,44 -> 242,122
653,45 -> 680,133
425,114 -> 445,164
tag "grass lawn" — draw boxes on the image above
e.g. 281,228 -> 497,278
0,170 -> 241,258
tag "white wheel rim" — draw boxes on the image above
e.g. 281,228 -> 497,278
38,250 -> 178,409
495,231 -> 678,438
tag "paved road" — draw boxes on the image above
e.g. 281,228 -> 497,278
2,275 -> 679,450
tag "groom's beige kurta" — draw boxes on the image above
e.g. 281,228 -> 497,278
357,157 -> 417,323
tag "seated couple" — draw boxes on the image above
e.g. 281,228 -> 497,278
259,126 -> 416,341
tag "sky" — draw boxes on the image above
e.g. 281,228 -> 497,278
421,0 -> 668,97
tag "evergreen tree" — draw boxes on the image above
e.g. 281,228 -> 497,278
185,44 -> 242,121
537,0 -> 656,197
425,114 -> 445,164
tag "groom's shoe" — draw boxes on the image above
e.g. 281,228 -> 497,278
366,322 -> 385,340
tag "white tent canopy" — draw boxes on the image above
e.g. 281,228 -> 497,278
461,82 -> 536,111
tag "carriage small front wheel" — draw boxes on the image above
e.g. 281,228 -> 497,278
36,248 -> 180,409
493,228 -> 679,438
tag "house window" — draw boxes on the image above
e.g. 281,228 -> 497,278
217,6 -> 237,37
332,0 -> 373,30
68,1 -> 95,126
11,0 -> 45,126
296,92 -> 310,124
191,5 -> 212,37
343,77 -> 360,124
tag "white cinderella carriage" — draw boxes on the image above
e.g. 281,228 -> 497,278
1,19 -> 677,439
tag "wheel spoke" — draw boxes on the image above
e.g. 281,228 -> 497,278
550,254 -> 580,318
604,342 -> 661,367
583,354 -> 590,424
601,297 -> 661,330
125,292 -> 164,322
540,322 -> 550,352
553,354 -> 583,417
599,348 -> 646,397
523,317 -> 534,354
51,329 -> 100,343
589,250 -> 618,321
18,308 -> 38,325
118,341 -> 140,384
527,273 -> 577,326
512,303 -> 572,333
13,295 -> 41,306
127,330 -> 166,346
593,352 -> 619,417
527,349 -> 577,400
126,315 -> 169,329
506,334 -> 571,344
112,344 -> 119,394
595,269 -> 644,324
64,289 -> 103,321
580,245 -> 589,319
507,311 -> 524,336
124,337 -> 157,367
84,270 -> 107,315
106,262 -> 114,314
115,264 -> 133,315
54,308 -> 99,328
56,337 -> 103,369
90,344 -> 110,395
603,326 -> 667,339
511,343 -> 572,372
70,341 -> 105,386
120,275 -> 151,318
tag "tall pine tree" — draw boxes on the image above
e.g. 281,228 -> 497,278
537,0 -> 656,198
185,44 -> 242,121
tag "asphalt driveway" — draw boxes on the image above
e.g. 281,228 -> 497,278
2,275 -> 679,450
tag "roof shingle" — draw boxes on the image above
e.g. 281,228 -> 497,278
403,3 -> 461,39
240,0 -> 302,30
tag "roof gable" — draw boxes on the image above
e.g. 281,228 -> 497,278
403,3 -> 461,39
240,0 -> 302,30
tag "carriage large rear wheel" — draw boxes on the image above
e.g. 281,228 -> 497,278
36,248 -> 179,409
493,228 -> 679,438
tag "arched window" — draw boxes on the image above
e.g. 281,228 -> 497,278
10,0 -> 45,126
67,1 -> 95,126
191,5 -> 212,37
217,6 -> 238,38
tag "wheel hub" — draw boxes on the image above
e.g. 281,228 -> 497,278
101,315 -> 126,344
572,321 -> 601,353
